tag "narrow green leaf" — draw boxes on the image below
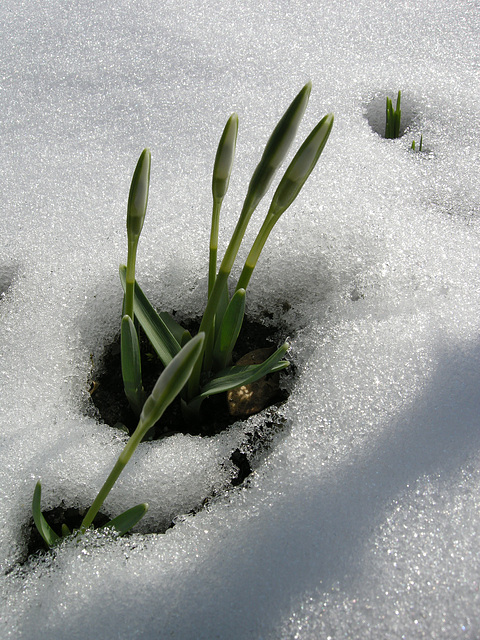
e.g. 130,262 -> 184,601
139,332 -> 205,434
202,344 -> 289,396
119,265 -> 181,365
32,481 -> 60,548
202,317 -> 216,374
180,329 -> 192,347
385,97 -> 393,138
121,315 -> 146,416
214,278 -> 230,340
394,90 -> 401,138
213,288 -> 246,370
185,342 -> 289,415
102,503 -> 149,536
158,311 -> 187,345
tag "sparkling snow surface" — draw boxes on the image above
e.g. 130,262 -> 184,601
1,0 -> 480,638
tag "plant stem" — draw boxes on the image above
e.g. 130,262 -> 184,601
124,238 -> 138,321
208,198 -> 222,297
187,202 -> 255,399
235,215 -> 274,292
80,428 -> 143,531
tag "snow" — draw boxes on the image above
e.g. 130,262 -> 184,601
1,0 -> 480,637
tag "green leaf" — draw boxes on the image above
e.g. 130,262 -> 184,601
214,278 -> 230,340
180,329 -> 192,347
394,90 -> 401,138
138,332 -> 205,434
158,311 -> 187,345
202,317 -> 216,374
121,315 -> 146,416
127,149 -> 151,241
119,265 -> 181,365
102,503 -> 149,536
212,288 -> 246,370
185,342 -> 290,416
32,481 -> 60,548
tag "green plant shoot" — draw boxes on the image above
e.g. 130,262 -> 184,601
385,91 -> 401,139
125,148 -> 151,320
236,113 -> 334,291
411,134 -> 423,151
121,314 -> 146,415
121,148 -> 151,415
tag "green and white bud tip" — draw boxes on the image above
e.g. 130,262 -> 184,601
270,113 -> 334,216
245,81 -> 312,212
127,148 -> 151,240
212,113 -> 238,201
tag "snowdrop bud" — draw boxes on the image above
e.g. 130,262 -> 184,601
245,81 -> 312,211
212,113 -> 238,201
139,333 -> 205,432
127,148 -> 151,240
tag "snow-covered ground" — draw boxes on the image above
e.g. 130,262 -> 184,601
1,0 -> 479,637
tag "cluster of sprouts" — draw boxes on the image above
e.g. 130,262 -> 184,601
32,83 -> 334,548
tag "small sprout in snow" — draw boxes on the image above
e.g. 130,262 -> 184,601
411,134 -> 423,152
385,90 -> 402,139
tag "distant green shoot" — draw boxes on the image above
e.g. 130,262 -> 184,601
385,91 -> 402,139
411,134 -> 423,151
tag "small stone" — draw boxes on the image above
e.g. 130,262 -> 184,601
227,347 -> 280,417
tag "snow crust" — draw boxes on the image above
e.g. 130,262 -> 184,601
1,0 -> 479,637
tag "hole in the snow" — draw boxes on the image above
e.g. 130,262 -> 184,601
88,315 -> 293,439
0,263 -> 18,300
19,317 -> 293,566
364,91 -> 420,139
